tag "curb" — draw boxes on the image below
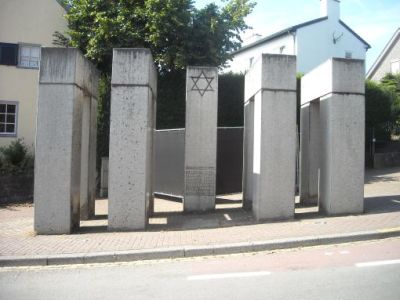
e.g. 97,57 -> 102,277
1,228 -> 399,267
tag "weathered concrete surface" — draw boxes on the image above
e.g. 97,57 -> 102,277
301,58 -> 365,105
108,49 -> 157,230
80,94 -> 91,219
299,103 -> 310,203
319,93 -> 365,215
244,54 -> 297,221
242,100 -> 254,210
34,48 -> 99,234
100,157 -> 109,198
301,58 -> 365,215
299,101 -> 320,206
184,66 -> 218,212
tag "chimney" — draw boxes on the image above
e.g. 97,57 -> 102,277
320,0 -> 340,20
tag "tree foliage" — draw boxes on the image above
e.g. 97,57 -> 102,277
380,73 -> 400,125
365,80 -> 395,141
57,0 -> 255,159
61,0 -> 255,74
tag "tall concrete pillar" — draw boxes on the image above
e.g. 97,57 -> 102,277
184,66 -> 218,212
108,48 -> 157,230
301,58 -> 365,215
244,54 -> 297,221
80,94 -> 91,219
79,58 -> 99,220
34,48 -> 98,234
88,94 -> 98,216
299,103 -> 310,203
299,100 -> 320,206
242,98 -> 254,210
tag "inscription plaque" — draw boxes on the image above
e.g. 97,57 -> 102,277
185,166 -> 216,196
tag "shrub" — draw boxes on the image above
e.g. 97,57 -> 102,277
365,80 -> 393,141
0,139 -> 34,175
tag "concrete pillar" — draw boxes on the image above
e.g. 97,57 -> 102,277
299,103 -> 310,203
88,94 -> 98,215
100,157 -> 109,198
244,54 -> 297,221
34,48 -> 98,234
108,48 -> 157,230
184,66 -> 218,212
301,58 -> 365,215
299,100 -> 320,206
79,58 -> 99,220
80,95 -> 91,219
242,99 -> 254,210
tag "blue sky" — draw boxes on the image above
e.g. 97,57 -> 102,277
195,0 -> 400,72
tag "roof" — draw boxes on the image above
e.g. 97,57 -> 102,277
234,17 -> 328,55
339,20 -> 371,49
234,17 -> 371,55
366,27 -> 400,79
55,0 -> 69,11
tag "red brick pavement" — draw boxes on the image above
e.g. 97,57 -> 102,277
0,168 -> 399,257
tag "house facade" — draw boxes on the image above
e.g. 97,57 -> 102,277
367,28 -> 400,82
0,0 -> 68,149
226,0 -> 370,74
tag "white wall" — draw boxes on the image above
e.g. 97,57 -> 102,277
227,18 -> 368,75
226,34 -> 295,74
297,19 -> 367,74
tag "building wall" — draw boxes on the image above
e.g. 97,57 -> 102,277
227,19 -> 367,75
297,19 -> 367,74
369,34 -> 400,82
0,0 -> 68,148
226,34 -> 295,74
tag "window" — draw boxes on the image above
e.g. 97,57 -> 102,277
0,43 -> 18,66
391,59 -> 400,74
345,51 -> 352,59
18,44 -> 40,69
0,101 -> 18,136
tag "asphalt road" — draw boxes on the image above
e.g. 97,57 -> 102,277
1,238 -> 399,300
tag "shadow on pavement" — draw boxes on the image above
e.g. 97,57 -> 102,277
365,194 -> 400,214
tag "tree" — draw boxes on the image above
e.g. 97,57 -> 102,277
61,0 -> 255,73
56,0 -> 255,160
380,73 -> 400,126
365,80 -> 393,141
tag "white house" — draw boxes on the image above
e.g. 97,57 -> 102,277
226,0 -> 370,74
366,27 -> 400,82
0,0 -> 68,149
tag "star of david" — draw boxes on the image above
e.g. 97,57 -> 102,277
190,71 -> 214,97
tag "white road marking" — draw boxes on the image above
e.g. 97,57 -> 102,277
325,252 -> 333,256
339,250 -> 350,255
187,271 -> 271,281
355,259 -> 400,268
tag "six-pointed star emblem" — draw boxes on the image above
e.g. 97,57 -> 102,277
191,71 -> 214,96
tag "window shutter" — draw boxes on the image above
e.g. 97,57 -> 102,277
0,43 -> 18,66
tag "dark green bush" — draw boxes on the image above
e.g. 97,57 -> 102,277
365,80 -> 394,141
0,139 -> 34,175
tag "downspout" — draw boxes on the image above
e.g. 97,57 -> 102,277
288,30 -> 296,55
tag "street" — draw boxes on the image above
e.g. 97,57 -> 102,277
1,238 -> 399,300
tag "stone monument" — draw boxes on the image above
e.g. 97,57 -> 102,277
34,48 -> 99,234
243,54 -> 297,220
108,48 -> 157,230
184,66 -> 218,212
300,58 -> 365,214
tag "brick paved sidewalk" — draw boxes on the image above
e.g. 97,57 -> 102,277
0,167 -> 399,257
